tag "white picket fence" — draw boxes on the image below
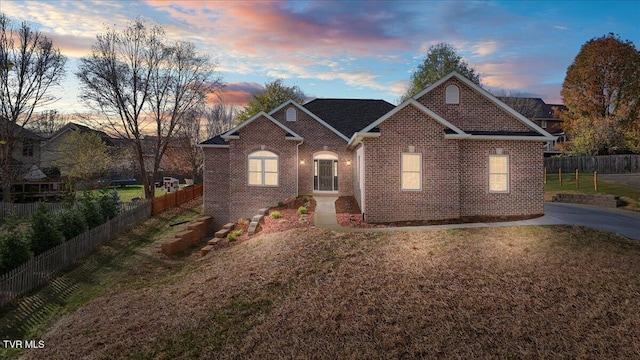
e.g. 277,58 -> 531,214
0,200 -> 151,307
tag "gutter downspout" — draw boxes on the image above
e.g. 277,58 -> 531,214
296,139 -> 304,197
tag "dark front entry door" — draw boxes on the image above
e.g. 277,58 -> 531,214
318,160 -> 334,191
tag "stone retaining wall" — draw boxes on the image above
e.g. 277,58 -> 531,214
161,216 -> 215,256
551,193 -> 620,208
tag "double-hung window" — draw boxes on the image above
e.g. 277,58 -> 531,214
401,153 -> 421,191
489,155 -> 509,193
248,150 -> 278,186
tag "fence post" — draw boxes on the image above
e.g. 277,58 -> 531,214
575,169 -> 579,189
594,171 -> 598,192
559,168 -> 562,186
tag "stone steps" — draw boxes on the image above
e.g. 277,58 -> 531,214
200,222 -> 237,256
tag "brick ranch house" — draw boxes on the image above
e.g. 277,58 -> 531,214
200,71 -> 556,227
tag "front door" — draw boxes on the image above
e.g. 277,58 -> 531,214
318,160 -> 334,191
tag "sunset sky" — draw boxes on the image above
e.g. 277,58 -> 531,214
2,0 -> 639,114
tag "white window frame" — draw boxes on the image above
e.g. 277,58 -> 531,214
445,85 -> 460,104
248,150 -> 279,187
489,155 -> 509,193
286,107 -> 297,122
401,153 -> 422,191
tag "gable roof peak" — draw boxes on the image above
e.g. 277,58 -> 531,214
221,111 -> 303,141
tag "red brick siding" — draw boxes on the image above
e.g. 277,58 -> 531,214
417,78 -> 532,132
271,106 -> 354,196
459,140 -> 544,217
363,105 -> 461,223
227,115 -> 298,221
202,147 -> 230,229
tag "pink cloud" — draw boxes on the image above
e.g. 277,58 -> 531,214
145,1 -> 409,58
216,82 -> 263,106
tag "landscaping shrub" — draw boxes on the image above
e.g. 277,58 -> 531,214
98,190 -> 120,220
55,207 -> 88,241
0,218 -> 32,274
30,203 -> 65,255
227,230 -> 243,242
297,206 -> 308,215
270,211 -> 281,219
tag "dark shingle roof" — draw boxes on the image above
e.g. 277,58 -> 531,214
444,129 -> 543,136
497,97 -> 566,120
303,99 -> 395,138
199,134 -> 228,146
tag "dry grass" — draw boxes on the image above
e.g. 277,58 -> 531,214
16,223 -> 640,359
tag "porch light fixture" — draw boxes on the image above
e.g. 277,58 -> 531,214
346,159 -> 351,166
300,159 -> 305,165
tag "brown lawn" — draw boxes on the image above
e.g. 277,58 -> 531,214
17,221 -> 640,359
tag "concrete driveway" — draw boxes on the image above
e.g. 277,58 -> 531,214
315,197 -> 640,240
540,202 -> 640,240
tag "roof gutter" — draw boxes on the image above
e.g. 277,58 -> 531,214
444,134 -> 557,142
348,132 -> 381,148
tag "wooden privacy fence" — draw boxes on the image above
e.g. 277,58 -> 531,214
544,155 -> 640,174
152,183 -> 203,215
0,200 -> 151,307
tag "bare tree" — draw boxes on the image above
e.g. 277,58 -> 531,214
0,14 -> 66,202
172,101 -> 235,182
26,110 -> 67,137
76,19 -> 221,198
203,101 -> 235,139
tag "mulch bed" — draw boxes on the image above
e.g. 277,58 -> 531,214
224,196 -> 316,245
335,195 -> 543,228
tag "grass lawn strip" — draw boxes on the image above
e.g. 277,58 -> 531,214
544,173 -> 640,211
17,224 -> 640,359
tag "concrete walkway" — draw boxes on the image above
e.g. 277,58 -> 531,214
313,197 -> 640,240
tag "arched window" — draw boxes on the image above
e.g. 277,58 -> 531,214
248,150 -> 278,186
286,107 -> 297,122
445,85 -> 459,104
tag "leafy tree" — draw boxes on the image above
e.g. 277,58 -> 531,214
403,43 -> 480,100
77,19 -> 222,199
560,33 -> 640,155
235,79 -> 306,124
54,130 -> 111,189
30,203 -> 64,255
0,14 -> 66,202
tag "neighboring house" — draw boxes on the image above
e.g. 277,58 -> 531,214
200,72 -> 555,227
40,122 -> 114,172
498,97 -> 567,155
0,117 -> 46,181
